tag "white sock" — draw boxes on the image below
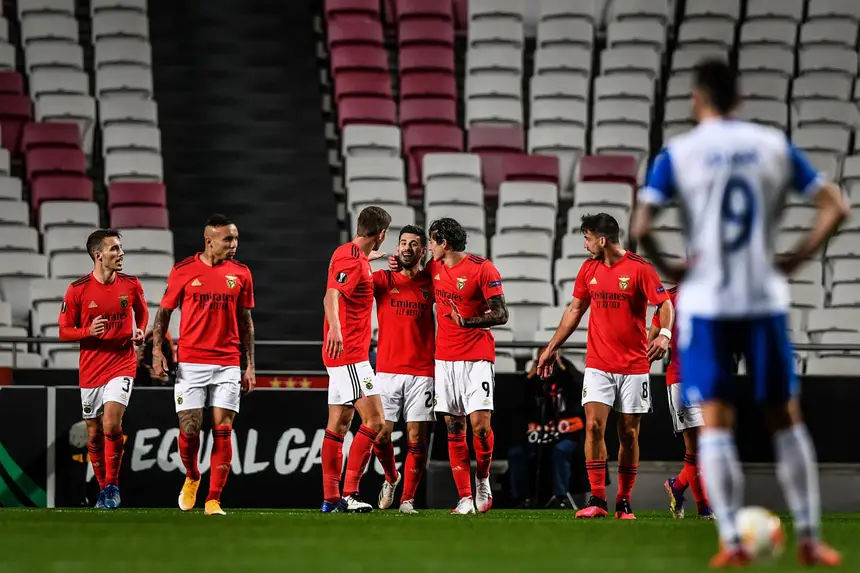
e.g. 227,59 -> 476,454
699,428 -> 744,548
774,424 -> 820,541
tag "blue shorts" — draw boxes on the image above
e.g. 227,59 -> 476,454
679,314 -> 798,404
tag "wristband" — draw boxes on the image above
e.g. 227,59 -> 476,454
659,328 -> 672,340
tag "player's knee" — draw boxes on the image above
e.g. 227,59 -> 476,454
86,421 -> 104,442
102,419 -> 121,435
473,423 -> 491,438
364,416 -> 385,434
585,418 -> 605,439
618,423 -> 639,446
376,427 -> 392,444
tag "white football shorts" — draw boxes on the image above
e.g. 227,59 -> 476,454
435,360 -> 495,417
326,361 -> 380,406
80,375 -> 134,419
582,367 -> 653,414
174,362 -> 242,413
667,383 -> 704,433
377,372 -> 435,423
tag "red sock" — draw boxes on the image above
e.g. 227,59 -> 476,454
685,453 -> 711,511
447,433 -> 472,498
401,441 -> 426,503
674,451 -> 695,491
205,426 -> 232,503
87,437 -> 106,490
178,430 -> 201,481
322,430 -> 344,503
616,464 -> 639,503
343,425 -> 378,497
585,460 -> 606,500
373,439 -> 398,483
473,429 -> 494,480
104,430 -> 124,487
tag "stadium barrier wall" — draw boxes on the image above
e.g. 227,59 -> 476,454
1,375 -> 859,509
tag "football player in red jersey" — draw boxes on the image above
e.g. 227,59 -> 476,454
371,225 -> 435,514
649,285 -> 714,520
320,206 -> 391,513
537,213 -> 673,519
151,214 -> 256,516
58,229 -> 148,510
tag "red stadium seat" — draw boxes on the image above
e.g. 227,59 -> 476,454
108,182 -> 167,209
502,155 -> 561,186
26,148 -> 86,181
22,122 -> 81,151
400,72 -> 456,100
479,153 -> 518,197
400,98 -> 457,127
396,0 -> 454,22
0,95 -> 33,155
111,206 -> 170,229
325,0 -> 380,20
399,46 -> 455,76
579,155 -> 638,186
0,72 -> 24,94
398,19 -> 455,47
468,125 -> 525,154
31,175 -> 93,210
330,45 -> 388,76
404,124 -> 463,195
333,72 -> 392,103
338,97 -> 396,129
327,16 -> 384,49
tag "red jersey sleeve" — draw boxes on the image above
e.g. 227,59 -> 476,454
161,265 -> 185,310
240,269 -> 255,309
572,261 -> 592,302
372,269 -> 389,297
132,278 -> 148,329
58,284 -> 86,340
327,255 -> 363,297
651,306 -> 661,328
479,261 -> 504,300
639,264 -> 670,306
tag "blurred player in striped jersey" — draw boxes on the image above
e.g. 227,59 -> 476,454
632,58 -> 847,567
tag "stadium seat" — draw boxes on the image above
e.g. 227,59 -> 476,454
347,180 -> 408,212
798,47 -> 857,78
746,0 -> 803,22
21,122 -> 80,151
531,74 -> 589,102
469,0 -> 525,21
400,98 -> 457,127
0,148 -> 10,176
491,232 -> 553,259
424,179 -> 484,208
25,42 -> 84,73
592,125 -> 650,160
800,20 -> 857,49
337,97 -> 396,130
422,153 -> 481,183
39,200 -> 100,232
467,73 -> 522,101
50,251 -> 93,279
741,73 -> 789,101
503,281 -> 555,340
0,71 -> 24,94
737,100 -> 788,130
92,11 -> 149,42
534,46 -> 591,77
345,155 -> 405,185
94,38 -> 152,70
102,125 -> 161,155
0,227 -> 39,252
326,16 -> 384,49
29,69 -> 89,98
120,253 -> 174,279
96,66 -> 153,98
36,94 -> 96,154
111,206 -> 169,229
578,155 -> 638,186
31,175 -> 93,210
610,0 -> 670,23
678,20 -> 735,50
540,0 -> 595,23
0,94 -> 33,155
398,19 -> 455,48
403,124 -> 463,161
496,257 -> 553,282
333,72 -> 392,102
325,0 -> 380,20
606,20 -> 666,52
807,0 -> 860,21
502,155 -> 560,187
685,0 -> 741,21
537,19 -> 594,48
341,125 -> 401,157
530,98 -> 588,128
792,74 -> 853,101
97,97 -> 154,127
574,181 -> 633,208
104,152 -> 163,183
738,46 -> 795,78
425,205 -> 485,235
466,98 -> 523,126
568,205 -> 630,237
395,0 -> 454,22
498,181 -> 558,209
21,14 -> 78,44
400,46 -> 455,75
108,181 -> 166,209
468,125 -> 524,153
496,205 -> 556,237
18,0 -> 75,18
0,42 -> 12,71
739,20 -> 798,48
0,176 -> 23,201
43,226 -> 95,257
331,46 -> 388,76
467,46 -> 523,76
26,148 -> 86,181
0,201 -> 30,226
807,356 -> 860,376
601,48 -> 660,79
90,0 -> 147,13
138,279 -> 167,305
400,72 -> 456,100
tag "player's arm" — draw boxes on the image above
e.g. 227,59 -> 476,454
131,279 -> 148,345
641,266 -> 673,361
455,261 -> 508,328
779,145 -> 850,275
631,149 -> 689,283
324,256 -> 361,358
238,271 -> 256,393
58,286 -> 105,340
647,323 -> 661,343
544,296 -> 589,355
152,268 -> 183,375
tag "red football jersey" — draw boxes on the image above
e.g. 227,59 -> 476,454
161,254 -> 255,367
373,270 -> 435,377
58,273 -> 148,388
652,286 -> 679,386
573,252 -> 670,375
323,242 -> 374,368
430,255 -> 504,363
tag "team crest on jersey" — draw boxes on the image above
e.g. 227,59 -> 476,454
456,277 -> 467,290
618,276 -> 630,290
364,378 -> 373,390
82,402 -> 92,414
421,288 -> 430,300
225,275 -> 237,289
176,393 -> 183,405
119,294 -> 129,308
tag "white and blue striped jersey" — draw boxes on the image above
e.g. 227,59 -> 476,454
637,118 -> 824,318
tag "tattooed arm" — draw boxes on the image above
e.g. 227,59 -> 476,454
460,295 -> 509,329
238,308 -> 256,394
150,307 -> 173,377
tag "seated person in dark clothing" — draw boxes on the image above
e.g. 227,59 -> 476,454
135,330 -> 175,386
508,349 -> 586,509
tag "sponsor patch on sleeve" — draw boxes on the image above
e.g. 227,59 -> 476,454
61,302 -> 66,313
656,286 -> 666,293
336,272 -> 348,284
488,280 -> 502,288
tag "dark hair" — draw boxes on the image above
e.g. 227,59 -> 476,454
205,214 -> 234,228
693,58 -> 739,115
580,213 -> 620,244
356,206 -> 391,237
399,225 -> 427,246
429,218 -> 467,252
86,229 -> 122,261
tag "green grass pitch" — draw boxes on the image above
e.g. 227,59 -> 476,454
0,509 -> 857,572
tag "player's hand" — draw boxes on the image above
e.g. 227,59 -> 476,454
241,368 -> 256,395
368,250 -> 387,261
151,349 -> 168,379
88,316 -> 107,337
444,302 -> 464,327
325,325 -> 344,359
775,253 -> 802,277
388,255 -> 402,272
131,327 -> 145,346
647,334 -> 670,362
536,348 -> 558,378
